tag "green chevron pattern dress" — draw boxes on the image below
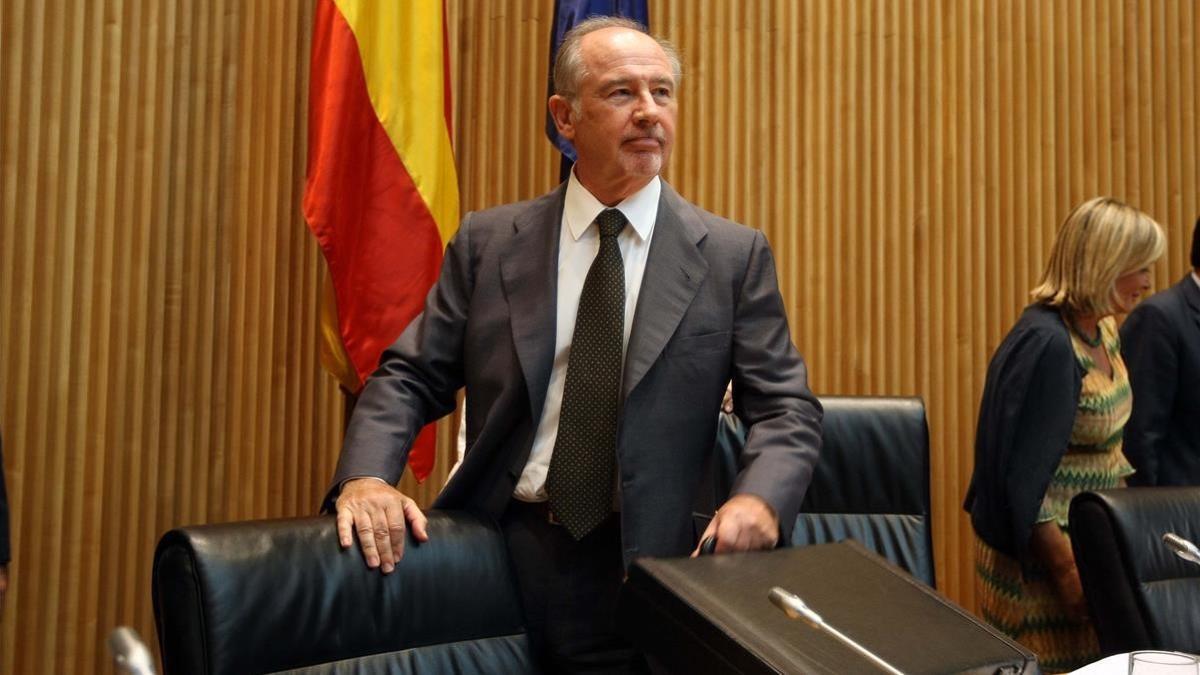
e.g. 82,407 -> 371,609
975,316 -> 1134,673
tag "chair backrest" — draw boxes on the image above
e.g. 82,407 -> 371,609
152,510 -> 534,675
705,395 -> 935,586
1070,488 -> 1200,655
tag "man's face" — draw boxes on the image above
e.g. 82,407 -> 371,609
552,28 -> 677,199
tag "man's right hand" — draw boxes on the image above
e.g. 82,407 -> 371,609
335,478 -> 429,574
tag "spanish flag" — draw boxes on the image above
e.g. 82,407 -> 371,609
304,0 -> 458,481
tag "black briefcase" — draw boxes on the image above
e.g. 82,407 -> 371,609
619,540 -> 1038,674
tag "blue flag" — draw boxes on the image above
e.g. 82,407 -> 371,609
546,0 -> 650,181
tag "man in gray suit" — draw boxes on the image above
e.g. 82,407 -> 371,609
328,17 -> 822,671
1121,217 -> 1200,486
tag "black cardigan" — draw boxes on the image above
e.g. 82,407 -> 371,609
964,303 -> 1084,570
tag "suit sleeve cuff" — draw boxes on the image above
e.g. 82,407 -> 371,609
339,475 -> 390,492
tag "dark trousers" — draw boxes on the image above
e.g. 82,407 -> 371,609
501,501 -> 646,674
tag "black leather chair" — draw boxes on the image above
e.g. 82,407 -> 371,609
702,395 -> 935,586
152,511 -> 536,674
1069,487 -> 1200,655
154,396 -> 934,673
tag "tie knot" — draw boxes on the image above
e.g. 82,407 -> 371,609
596,209 -> 626,239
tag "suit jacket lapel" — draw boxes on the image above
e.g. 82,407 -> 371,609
500,184 -> 566,419
623,183 -> 709,398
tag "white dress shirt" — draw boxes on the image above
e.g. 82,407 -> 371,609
355,174 -> 661,495
1192,270 -> 1200,290
512,172 -> 660,502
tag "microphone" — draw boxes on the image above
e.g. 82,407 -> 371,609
768,586 -> 906,675
1163,533 -> 1200,566
107,626 -> 157,675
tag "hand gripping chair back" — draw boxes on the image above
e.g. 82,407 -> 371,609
152,511 -> 535,674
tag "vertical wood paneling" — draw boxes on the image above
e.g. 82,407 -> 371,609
648,0 -> 1200,616
0,2 -> 339,672
4,2 -> 1200,671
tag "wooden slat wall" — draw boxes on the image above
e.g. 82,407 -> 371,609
0,1 -> 341,672
646,0 -> 1199,611
3,1 -> 1199,671
450,0 -> 1199,614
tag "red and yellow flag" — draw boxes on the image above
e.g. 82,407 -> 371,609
304,0 -> 458,481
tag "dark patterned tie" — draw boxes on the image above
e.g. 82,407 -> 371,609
547,208 -> 627,540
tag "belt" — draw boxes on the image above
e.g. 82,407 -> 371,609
509,499 -> 563,526
509,499 -> 619,527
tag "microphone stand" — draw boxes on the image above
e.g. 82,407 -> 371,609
769,586 -> 906,675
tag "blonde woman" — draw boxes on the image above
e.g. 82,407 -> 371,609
963,197 -> 1166,672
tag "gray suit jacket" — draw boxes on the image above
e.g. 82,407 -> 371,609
1121,274 -> 1200,486
329,181 -> 823,565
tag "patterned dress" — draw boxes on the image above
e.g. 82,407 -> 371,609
975,316 -> 1134,673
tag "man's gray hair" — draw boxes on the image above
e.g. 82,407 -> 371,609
552,16 -> 682,104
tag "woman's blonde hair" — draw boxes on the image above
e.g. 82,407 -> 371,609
1031,196 -> 1166,315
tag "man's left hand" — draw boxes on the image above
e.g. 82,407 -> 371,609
692,494 -> 779,556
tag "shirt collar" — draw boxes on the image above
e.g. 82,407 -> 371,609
563,170 -> 660,243
1192,270 -> 1200,290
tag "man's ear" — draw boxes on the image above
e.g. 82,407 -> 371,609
548,95 -> 576,141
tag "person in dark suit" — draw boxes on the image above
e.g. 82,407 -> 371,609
1121,217 -> 1200,486
326,16 -> 823,671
